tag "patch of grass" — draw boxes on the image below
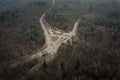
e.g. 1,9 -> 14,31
37,53 -> 53,63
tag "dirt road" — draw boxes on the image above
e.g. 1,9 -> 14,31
0,0 -> 80,74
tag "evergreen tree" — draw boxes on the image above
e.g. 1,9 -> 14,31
42,60 -> 47,72
60,61 -> 66,80
74,59 -> 80,71
61,61 -> 64,71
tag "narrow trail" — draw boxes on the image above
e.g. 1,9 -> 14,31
21,0 -> 80,69
0,0 -> 80,75
27,0 -> 80,72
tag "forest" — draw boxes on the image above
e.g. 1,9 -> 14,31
0,0 -> 51,65
0,0 -> 120,80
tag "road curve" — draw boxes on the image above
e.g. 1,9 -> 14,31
0,0 -> 80,75
27,3 -> 80,73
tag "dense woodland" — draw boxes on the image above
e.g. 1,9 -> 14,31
0,0 -> 52,64
0,0 -> 120,80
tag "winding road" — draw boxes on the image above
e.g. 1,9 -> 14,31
0,0 -> 80,74
23,0 -> 80,66
27,0 -> 80,73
